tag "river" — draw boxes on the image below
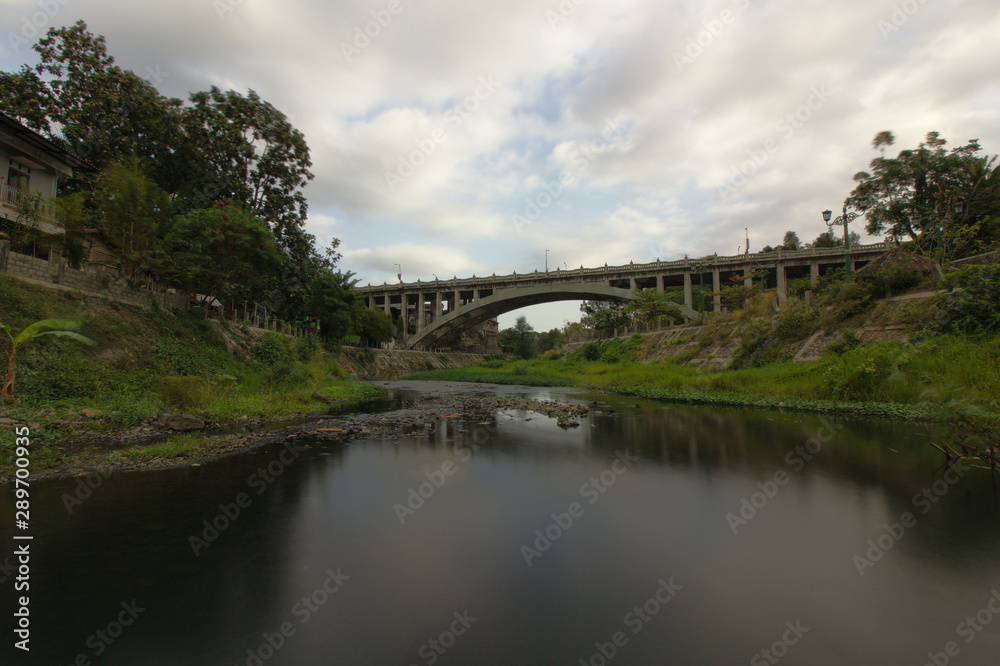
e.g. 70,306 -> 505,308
3,381 -> 999,665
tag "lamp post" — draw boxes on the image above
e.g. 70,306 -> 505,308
545,249 -> 549,273
395,263 -> 402,283
823,206 -> 859,278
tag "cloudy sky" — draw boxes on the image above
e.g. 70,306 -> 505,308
2,0 -> 999,330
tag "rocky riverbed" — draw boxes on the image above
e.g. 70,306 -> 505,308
20,384 -> 604,480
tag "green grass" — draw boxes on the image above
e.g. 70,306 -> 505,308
119,434 -> 206,460
401,332 -> 1000,421
0,273 -> 387,475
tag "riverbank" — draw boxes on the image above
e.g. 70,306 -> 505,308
4,384 -> 597,480
401,331 -> 1000,422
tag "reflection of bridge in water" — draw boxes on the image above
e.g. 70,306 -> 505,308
355,243 -> 891,349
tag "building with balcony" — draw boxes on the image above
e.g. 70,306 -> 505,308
0,109 -> 93,257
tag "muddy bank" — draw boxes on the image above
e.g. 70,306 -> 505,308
20,382 -> 597,481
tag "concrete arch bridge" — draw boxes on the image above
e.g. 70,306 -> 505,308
355,243 -> 890,349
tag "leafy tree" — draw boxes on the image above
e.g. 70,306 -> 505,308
25,22 -> 182,188
846,131 -> 1000,252
351,303 -> 394,347
179,86 -> 313,249
781,231 -> 802,250
497,316 -> 536,359
0,66 -> 51,133
810,229 -> 861,248
165,203 -> 284,316
91,159 -> 172,281
624,289 -> 682,324
580,300 -> 629,333
537,328 -> 565,354
2,319 -> 95,401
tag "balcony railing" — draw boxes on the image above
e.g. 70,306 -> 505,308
0,182 -> 58,224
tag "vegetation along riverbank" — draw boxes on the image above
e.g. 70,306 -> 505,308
405,260 -> 1000,465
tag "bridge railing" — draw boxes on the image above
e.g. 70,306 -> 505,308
357,242 -> 891,293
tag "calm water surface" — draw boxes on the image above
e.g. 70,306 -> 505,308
3,381 -> 1000,665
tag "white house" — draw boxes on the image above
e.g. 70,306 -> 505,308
0,109 -> 92,248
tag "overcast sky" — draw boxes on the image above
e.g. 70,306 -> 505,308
3,0 -> 999,330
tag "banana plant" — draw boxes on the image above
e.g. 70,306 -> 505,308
2,319 -> 96,402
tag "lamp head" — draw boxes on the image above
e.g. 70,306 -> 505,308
822,210 -> 832,223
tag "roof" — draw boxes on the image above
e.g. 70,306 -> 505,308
0,108 -> 96,173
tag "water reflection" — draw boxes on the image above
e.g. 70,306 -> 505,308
2,385 -> 999,665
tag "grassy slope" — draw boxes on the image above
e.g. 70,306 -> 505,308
0,274 -> 385,472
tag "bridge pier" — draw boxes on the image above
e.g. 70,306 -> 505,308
743,268 -> 752,287
776,264 -> 787,304
712,269 -> 721,313
683,273 -> 693,310
810,261 -> 819,288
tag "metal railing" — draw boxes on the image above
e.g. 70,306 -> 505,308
0,182 -> 57,223
358,241 -> 892,292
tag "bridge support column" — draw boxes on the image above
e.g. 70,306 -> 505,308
383,294 -> 391,315
629,277 -> 637,291
712,269 -> 721,312
683,273 -> 693,310
776,264 -> 787,304
453,290 -> 460,311
810,261 -> 819,288
417,293 -> 426,331
744,268 -> 752,287
656,275 -> 664,292
433,292 -> 442,320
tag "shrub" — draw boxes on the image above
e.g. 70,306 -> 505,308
294,336 -> 319,362
825,329 -> 860,356
823,341 -> 909,401
251,333 -> 294,366
158,376 -> 206,408
933,264 -> 1000,334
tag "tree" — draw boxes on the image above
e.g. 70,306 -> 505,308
179,86 -> 313,251
537,328 -> 565,354
781,231 -> 802,250
809,229 -> 861,248
351,304 -> 394,347
2,319 -> 95,401
91,159 -> 172,281
165,203 -> 285,316
846,131 -> 1000,250
497,316 -> 536,359
580,300 -> 629,334
624,289 -> 682,325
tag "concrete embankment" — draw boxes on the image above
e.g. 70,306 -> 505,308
339,348 -> 485,380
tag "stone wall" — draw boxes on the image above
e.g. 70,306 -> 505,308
0,238 -> 188,311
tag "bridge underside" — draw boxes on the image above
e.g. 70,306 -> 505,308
407,283 -> 696,349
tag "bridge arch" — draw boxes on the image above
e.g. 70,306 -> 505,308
407,282 -> 697,349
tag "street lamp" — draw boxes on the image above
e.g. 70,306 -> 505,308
395,263 -> 402,283
545,249 -> 549,273
823,206 -> 859,278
